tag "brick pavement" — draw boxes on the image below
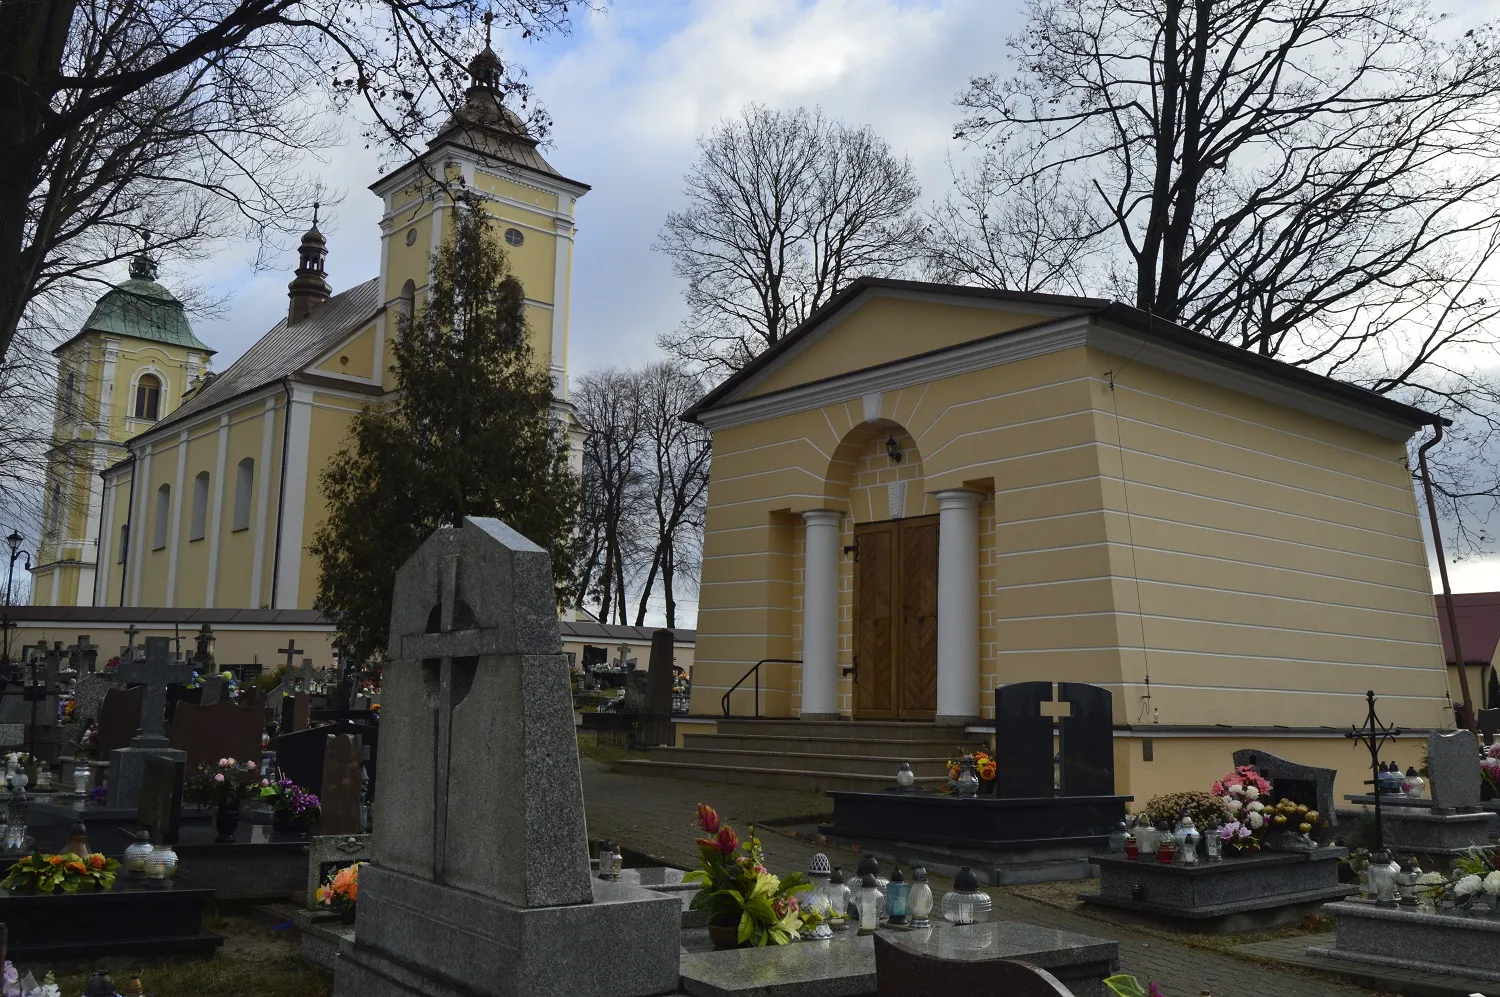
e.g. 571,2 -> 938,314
580,760 -> 1392,997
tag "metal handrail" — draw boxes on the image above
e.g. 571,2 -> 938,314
721,658 -> 802,718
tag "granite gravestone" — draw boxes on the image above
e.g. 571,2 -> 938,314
168,701 -> 263,775
335,517 -> 678,997
95,686 -> 143,755
137,754 -> 186,845
993,681 -> 1116,798
107,637 -> 192,810
278,721 -> 377,800
319,734 -> 363,836
72,672 -> 119,727
1428,729 -> 1482,811
1233,748 -> 1339,827
306,833 -> 370,908
635,629 -> 676,748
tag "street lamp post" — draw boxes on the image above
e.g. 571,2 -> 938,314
3,529 -> 34,675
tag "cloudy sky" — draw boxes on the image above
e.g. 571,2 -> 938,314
154,0 -> 1500,617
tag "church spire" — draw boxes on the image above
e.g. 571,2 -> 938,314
287,202 -> 331,325
466,12 -> 503,93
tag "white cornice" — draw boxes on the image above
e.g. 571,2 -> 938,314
698,315 -> 1423,442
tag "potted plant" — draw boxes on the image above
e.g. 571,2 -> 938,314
2,852 -> 119,894
183,757 -> 260,842
684,804 -> 812,948
257,777 -> 321,836
314,861 -> 365,924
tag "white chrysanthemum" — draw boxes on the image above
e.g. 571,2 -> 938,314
1244,786 -> 1260,801
1225,798 -> 1243,812
1482,871 -> 1500,896
1456,874 -> 1484,896
1248,801 -> 1264,812
1247,811 -> 1265,830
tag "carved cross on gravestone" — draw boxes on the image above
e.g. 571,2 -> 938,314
121,624 -> 141,663
1037,686 -> 1072,792
193,624 -> 216,671
69,635 -> 98,675
416,553 -> 479,879
291,657 -> 320,693
117,637 -> 195,750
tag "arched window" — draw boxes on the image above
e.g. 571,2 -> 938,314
62,371 -> 76,418
135,373 -> 162,420
152,483 -> 170,549
398,279 -> 416,334
232,458 -> 254,532
118,524 -> 129,563
189,471 -> 210,541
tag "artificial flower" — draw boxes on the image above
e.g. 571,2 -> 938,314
86,853 -> 106,870
1456,874 -> 1483,896
696,803 -> 720,835
214,773 -> 225,783
1247,800 -> 1264,812
715,826 -> 739,855
1482,871 -> 1500,896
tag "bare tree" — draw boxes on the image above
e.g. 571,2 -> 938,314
657,104 -> 923,376
944,0 -> 1500,536
632,363 -> 711,628
573,368 -> 648,625
0,0 -> 583,370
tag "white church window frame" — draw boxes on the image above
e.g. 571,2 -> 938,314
129,365 -> 169,422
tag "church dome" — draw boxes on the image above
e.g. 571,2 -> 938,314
72,254 -> 212,353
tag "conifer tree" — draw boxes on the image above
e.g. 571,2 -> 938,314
311,200 -> 579,659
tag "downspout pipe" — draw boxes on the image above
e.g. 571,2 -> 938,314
270,378 -> 293,609
1418,421 -> 1475,729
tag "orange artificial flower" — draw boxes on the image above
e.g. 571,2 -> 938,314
87,853 -> 107,870
66,861 -> 88,875
47,855 -> 65,866
331,863 -> 359,902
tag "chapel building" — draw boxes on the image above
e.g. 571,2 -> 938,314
32,41 -> 587,616
673,277 -> 1455,799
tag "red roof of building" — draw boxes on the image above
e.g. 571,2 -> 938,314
1434,593 -> 1500,665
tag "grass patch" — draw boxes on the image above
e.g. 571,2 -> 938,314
576,731 -> 651,770
38,912 -> 332,997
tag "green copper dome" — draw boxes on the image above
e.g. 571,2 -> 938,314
75,255 -> 212,353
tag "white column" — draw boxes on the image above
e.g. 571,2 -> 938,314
801,509 -> 842,720
936,489 -> 982,725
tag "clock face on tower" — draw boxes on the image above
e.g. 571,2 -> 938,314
504,228 -> 524,246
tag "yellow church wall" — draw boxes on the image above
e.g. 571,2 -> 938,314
210,397 -> 277,609
1085,346 -> 1448,732
98,466 -> 134,607
472,171 -> 560,213
743,297 -> 1062,399
169,426 -> 219,606
313,323 -> 378,379
294,394 -> 365,609
384,212 -> 435,302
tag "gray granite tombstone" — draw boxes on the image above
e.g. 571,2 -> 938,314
993,682 -> 1056,798
106,637 -> 192,811
1428,729 -> 1482,811
306,833 -> 370,907
72,673 -> 118,726
1232,748 -> 1339,826
137,753 -> 186,845
319,734 -> 363,836
335,517 -> 678,997
198,676 -> 225,705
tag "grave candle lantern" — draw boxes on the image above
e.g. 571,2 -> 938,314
907,867 -> 933,928
1108,821 -> 1129,854
72,758 -> 89,796
827,868 -> 850,927
941,866 -> 992,925
124,829 -> 154,875
895,762 -> 915,789
857,874 -> 881,935
886,867 -> 909,925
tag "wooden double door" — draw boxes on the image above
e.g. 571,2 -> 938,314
853,515 -> 939,720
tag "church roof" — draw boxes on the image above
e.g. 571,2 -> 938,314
146,277 -> 382,435
683,276 -> 1446,434
58,258 -> 212,355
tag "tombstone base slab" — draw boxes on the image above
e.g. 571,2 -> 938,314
333,865 -> 680,997
1377,810 -> 1493,854
1312,900 -> 1500,982
106,745 -> 185,811
824,790 -> 1131,851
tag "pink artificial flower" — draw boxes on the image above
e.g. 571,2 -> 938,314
226,757 -> 236,765
213,773 -> 225,783
218,757 -> 229,767
260,778 -> 270,787
247,761 -> 257,770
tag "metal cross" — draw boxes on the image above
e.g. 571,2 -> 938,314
1346,689 -> 1403,852
122,624 -> 141,661
117,636 -> 195,749
279,639 -> 301,674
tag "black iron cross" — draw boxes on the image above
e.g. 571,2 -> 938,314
279,639 -> 301,674
121,624 -> 141,662
117,636 -> 195,749
1346,689 -> 1402,852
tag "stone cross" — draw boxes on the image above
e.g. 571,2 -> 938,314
291,657 -> 321,693
70,635 -> 99,675
193,624 -> 216,671
121,623 -> 141,662
279,639 -> 301,674
118,636 -> 194,749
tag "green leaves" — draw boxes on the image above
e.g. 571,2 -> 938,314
311,196 -> 581,660
1103,975 -> 1151,997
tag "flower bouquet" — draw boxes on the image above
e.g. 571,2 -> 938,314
257,777 -> 321,834
3,963 -> 61,997
184,758 -> 259,807
684,804 -> 812,947
941,748 -> 997,792
1482,744 -> 1500,798
1209,766 -> 1273,848
2,852 -> 119,893
1438,847 -> 1500,910
315,861 -> 364,923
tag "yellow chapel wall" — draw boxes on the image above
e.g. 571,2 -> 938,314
294,390 -> 368,609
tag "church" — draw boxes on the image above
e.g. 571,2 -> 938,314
27,42 -> 587,624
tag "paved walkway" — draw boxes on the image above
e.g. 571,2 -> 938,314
580,760 -> 1394,997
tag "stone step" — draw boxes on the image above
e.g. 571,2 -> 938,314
615,758 -> 950,795
681,733 -> 959,757
713,719 -> 960,741
650,746 -> 951,778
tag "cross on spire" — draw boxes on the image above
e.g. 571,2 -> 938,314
117,636 -> 195,749
483,9 -> 493,45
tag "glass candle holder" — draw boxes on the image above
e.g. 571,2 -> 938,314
941,867 -> 992,925
1123,832 -> 1139,860
1204,828 -> 1223,862
908,867 -> 933,928
828,868 -> 850,927
896,763 -> 915,789
886,867 -> 909,924
858,875 -> 881,935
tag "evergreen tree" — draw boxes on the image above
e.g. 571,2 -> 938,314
311,201 -> 579,659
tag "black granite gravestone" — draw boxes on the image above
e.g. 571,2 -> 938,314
138,754 -> 186,845
993,681 -> 1056,798
277,721 -> 378,800
1232,748 -> 1337,827
1059,683 -> 1115,796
